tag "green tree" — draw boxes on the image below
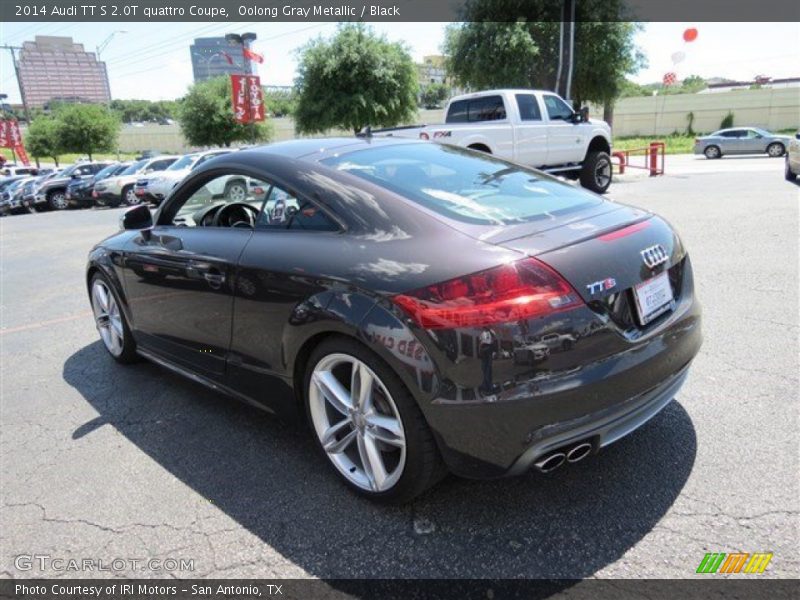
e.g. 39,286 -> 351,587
444,0 -> 644,108
178,76 -> 273,147
54,103 -> 120,160
263,89 -> 296,117
294,24 -> 418,135
419,83 -> 450,109
680,75 -> 707,94
25,116 -> 63,166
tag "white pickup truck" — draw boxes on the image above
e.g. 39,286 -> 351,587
373,89 -> 614,193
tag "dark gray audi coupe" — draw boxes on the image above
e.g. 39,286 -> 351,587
86,138 -> 702,502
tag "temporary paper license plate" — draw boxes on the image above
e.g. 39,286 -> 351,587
633,271 -> 674,325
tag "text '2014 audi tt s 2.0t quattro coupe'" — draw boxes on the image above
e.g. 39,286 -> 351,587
87,138 -> 702,502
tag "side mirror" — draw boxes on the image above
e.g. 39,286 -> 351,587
71,173 -> 80,179
795,133 -> 800,140
572,106 -> 589,123
120,204 -> 153,231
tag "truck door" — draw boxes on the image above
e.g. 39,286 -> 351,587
511,94 -> 548,167
542,94 -> 581,166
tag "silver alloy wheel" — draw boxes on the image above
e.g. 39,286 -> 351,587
704,146 -> 720,159
768,143 -> 784,157
124,187 -> 139,205
51,191 -> 67,209
226,183 -> 247,202
594,158 -> 611,189
91,279 -> 124,357
308,353 -> 407,492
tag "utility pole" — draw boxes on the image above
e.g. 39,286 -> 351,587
556,0 -> 576,103
1,45 -> 31,123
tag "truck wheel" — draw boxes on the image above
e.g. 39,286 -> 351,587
48,190 -> 68,210
580,151 -> 612,194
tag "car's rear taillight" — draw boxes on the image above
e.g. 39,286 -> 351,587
392,258 -> 583,329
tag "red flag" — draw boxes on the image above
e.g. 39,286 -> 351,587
243,48 -> 264,64
246,75 -> 265,122
0,120 -> 9,148
230,75 -> 250,124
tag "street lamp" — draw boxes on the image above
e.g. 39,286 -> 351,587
225,32 -> 257,74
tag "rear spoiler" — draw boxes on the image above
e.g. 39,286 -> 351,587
356,124 -> 427,138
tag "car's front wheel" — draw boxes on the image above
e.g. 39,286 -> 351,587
48,190 -> 68,210
90,272 -> 138,363
767,142 -> 785,158
304,337 -> 445,503
122,185 -> 139,206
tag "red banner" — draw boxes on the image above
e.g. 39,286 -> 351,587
230,75 -> 265,124
243,48 -> 264,64
247,75 -> 265,122
0,119 -> 30,165
230,74 -> 249,124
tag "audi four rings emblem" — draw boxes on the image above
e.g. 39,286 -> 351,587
641,244 -> 669,269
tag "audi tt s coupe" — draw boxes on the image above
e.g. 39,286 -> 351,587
86,138 -> 702,502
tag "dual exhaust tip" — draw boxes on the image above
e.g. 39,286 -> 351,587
533,441 -> 593,473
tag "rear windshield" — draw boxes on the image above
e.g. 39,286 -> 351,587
322,143 -> 600,225
167,154 -> 197,171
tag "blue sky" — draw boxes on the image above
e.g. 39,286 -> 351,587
1,21 -> 798,103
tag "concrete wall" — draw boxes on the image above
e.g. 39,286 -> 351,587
596,87 -> 800,137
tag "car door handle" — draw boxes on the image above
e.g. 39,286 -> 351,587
203,271 -> 225,289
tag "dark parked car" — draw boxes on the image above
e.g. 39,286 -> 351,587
86,138 -> 702,502
66,162 -> 131,208
34,161 -> 114,211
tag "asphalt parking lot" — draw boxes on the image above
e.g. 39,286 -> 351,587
1,154 -> 797,579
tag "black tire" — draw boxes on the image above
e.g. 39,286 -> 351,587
224,180 -> 248,202
579,151 -> 612,194
786,157 -> 797,182
704,145 -> 722,159
767,142 -> 785,158
122,185 -> 139,206
89,272 -> 138,364
47,189 -> 68,210
303,336 -> 447,503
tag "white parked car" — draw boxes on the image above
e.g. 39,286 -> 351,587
138,149 -> 234,205
373,89 -> 613,193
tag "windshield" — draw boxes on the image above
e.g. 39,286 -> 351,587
167,154 -> 197,171
94,164 -> 119,180
322,143 -> 600,225
120,160 -> 147,176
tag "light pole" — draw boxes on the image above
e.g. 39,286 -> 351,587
225,32 -> 257,75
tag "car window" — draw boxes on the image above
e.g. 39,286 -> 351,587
254,183 -> 338,232
542,95 -> 574,121
169,174 -> 268,227
744,130 -> 762,138
467,96 -> 506,122
75,166 -> 94,176
516,94 -> 542,121
324,143 -> 600,226
121,160 -> 147,175
148,158 -> 176,171
445,100 -> 468,123
166,155 -> 197,171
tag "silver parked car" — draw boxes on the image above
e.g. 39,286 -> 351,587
694,127 -> 792,159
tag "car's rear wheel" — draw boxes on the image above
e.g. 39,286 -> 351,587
786,156 -> 798,181
704,145 -> 721,159
767,142 -> 785,158
304,337 -> 445,502
90,273 -> 137,363
580,151 -> 612,194
48,190 -> 68,210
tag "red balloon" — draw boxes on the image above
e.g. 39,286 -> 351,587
683,28 -> 698,42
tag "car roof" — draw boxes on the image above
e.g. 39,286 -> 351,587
241,136 -> 422,162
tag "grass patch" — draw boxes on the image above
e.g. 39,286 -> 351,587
612,135 -> 696,155
1,149 -> 139,166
